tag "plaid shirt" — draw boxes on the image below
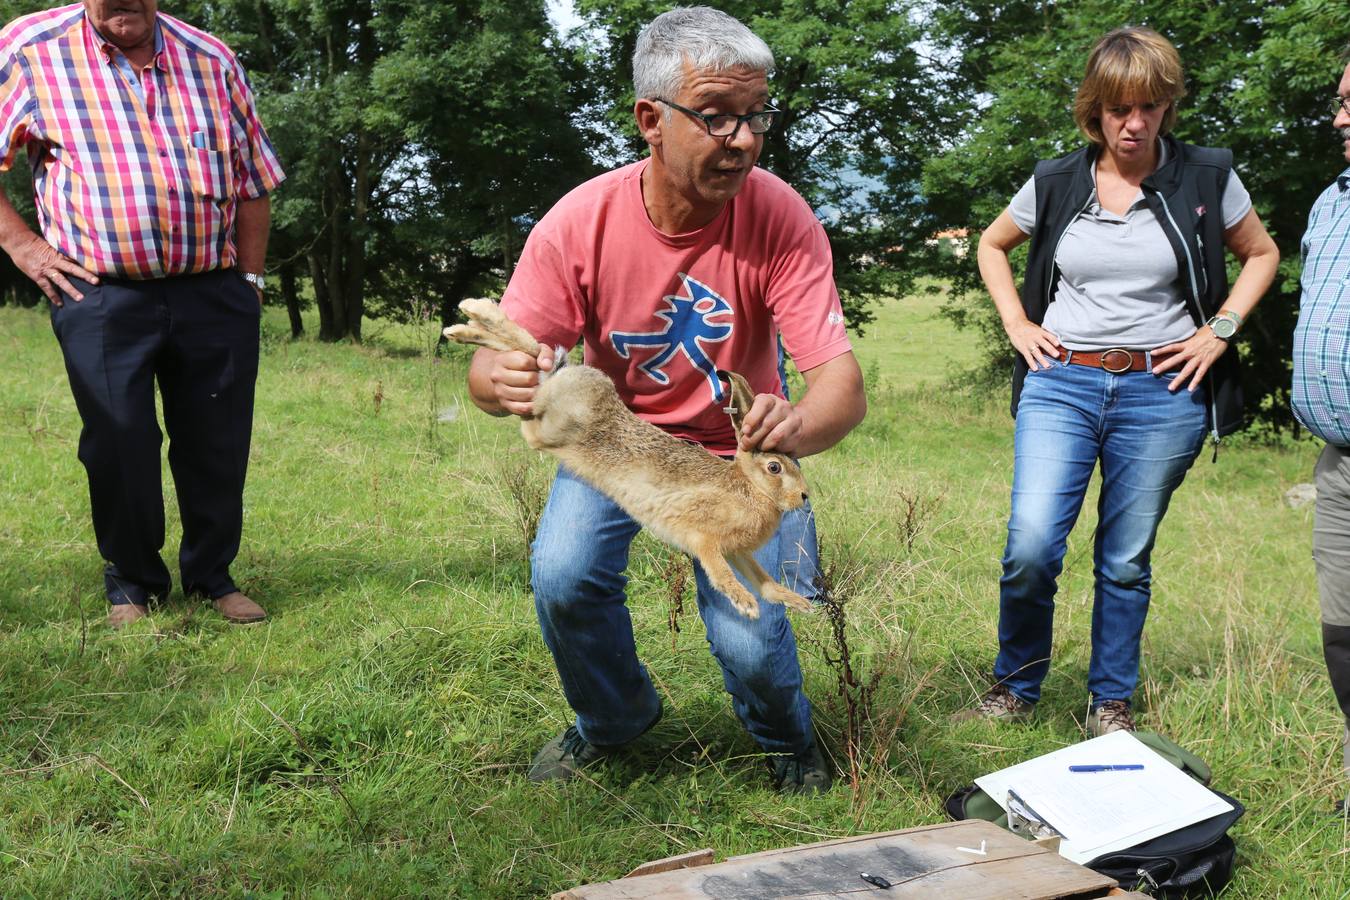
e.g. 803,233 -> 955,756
0,4 -> 284,279
1294,168 -> 1350,446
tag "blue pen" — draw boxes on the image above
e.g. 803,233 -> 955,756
1068,764 -> 1145,772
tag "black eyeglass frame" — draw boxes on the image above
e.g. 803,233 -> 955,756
651,98 -> 782,137
1332,95 -> 1350,116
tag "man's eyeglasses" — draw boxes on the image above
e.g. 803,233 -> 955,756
652,98 -> 781,137
1332,96 -> 1350,117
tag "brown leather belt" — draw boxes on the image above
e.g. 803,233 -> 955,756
1065,348 -> 1150,374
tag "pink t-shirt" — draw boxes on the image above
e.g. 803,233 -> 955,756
501,159 -> 852,454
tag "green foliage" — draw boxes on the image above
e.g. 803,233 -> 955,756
925,0 -> 1350,431
574,0 -> 965,333
361,0 -> 602,326
166,0 -> 599,341
2,1 -> 1348,431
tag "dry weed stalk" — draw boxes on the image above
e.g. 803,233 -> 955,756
660,549 -> 690,651
407,295 -> 446,453
896,484 -> 943,553
805,541 -> 881,796
498,455 -> 549,558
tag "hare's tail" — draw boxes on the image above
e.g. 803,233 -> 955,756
444,298 -> 543,356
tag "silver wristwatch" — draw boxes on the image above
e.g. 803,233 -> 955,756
1205,310 -> 1241,340
241,271 -> 266,293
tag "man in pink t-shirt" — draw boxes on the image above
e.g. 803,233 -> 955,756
465,7 -> 866,794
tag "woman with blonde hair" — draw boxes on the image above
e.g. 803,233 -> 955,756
957,26 -> 1278,734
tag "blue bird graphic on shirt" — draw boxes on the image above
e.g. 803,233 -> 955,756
609,273 -> 735,401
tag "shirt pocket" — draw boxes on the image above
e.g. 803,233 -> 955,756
185,131 -> 233,201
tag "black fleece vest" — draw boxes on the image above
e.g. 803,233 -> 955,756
1012,135 -> 1244,439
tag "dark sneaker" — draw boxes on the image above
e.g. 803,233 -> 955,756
951,683 -> 1035,724
527,706 -> 662,783
768,743 -> 833,795
1087,699 -> 1136,736
527,725 -> 619,783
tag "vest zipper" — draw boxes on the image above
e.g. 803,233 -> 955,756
1152,188 -> 1222,449
1045,193 -> 1097,311
1196,233 -> 1209,296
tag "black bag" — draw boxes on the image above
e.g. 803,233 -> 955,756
943,732 -> 1244,897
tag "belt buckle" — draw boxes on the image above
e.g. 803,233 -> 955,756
1100,348 -> 1133,374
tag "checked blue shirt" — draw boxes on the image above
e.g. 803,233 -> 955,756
1294,168 -> 1350,446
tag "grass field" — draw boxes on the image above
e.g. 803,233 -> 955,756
0,293 -> 1344,898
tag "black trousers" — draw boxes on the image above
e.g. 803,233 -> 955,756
50,270 -> 260,605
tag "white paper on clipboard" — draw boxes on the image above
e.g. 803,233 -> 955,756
974,731 -> 1233,864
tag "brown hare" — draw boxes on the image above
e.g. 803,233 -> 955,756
445,297 -> 813,619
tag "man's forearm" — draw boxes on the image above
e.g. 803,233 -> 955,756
793,352 -> 867,457
0,183 -> 39,259
234,196 -> 271,274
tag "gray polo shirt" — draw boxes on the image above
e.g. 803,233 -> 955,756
1008,143 -> 1251,350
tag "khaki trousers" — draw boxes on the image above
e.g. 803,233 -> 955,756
1315,443 -> 1350,779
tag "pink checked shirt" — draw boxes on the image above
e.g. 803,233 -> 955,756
0,5 -> 285,279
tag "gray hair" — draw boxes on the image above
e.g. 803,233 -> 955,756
632,6 -> 775,101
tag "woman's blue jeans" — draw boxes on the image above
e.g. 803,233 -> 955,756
531,465 -> 819,753
994,356 -> 1208,706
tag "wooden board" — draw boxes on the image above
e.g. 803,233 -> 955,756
554,820 -> 1120,899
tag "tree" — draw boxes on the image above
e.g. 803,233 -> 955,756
573,0 -> 964,332
195,0 -> 598,342
0,1 -> 599,335
362,0 -> 602,335
924,0 -> 1350,432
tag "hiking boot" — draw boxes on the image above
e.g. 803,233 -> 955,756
768,743 -> 833,795
951,683 -> 1035,724
1087,699 -> 1136,736
527,706 -> 662,783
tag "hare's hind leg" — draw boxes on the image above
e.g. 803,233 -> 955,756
729,552 -> 813,613
691,541 -> 761,619
444,298 -> 542,356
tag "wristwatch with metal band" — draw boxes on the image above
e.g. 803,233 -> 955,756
242,271 -> 266,293
1206,310 -> 1241,340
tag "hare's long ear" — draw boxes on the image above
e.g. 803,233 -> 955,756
716,370 -> 755,438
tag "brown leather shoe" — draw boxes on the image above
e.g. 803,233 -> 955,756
106,603 -> 149,628
212,591 -> 267,624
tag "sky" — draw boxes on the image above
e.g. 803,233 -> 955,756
546,0 -> 583,34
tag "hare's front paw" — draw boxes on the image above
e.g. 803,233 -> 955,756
762,583 -> 814,613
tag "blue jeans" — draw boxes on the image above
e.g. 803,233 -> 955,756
531,465 -> 819,753
995,356 -> 1208,705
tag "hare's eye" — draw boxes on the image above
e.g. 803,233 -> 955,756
767,461 -> 782,475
